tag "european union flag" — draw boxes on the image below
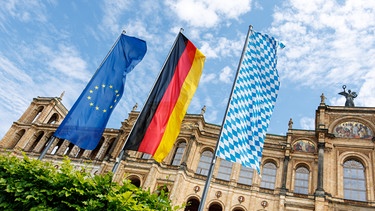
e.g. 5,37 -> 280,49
54,33 -> 147,150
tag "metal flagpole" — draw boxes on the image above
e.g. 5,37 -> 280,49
38,136 -> 56,160
111,28 -> 185,174
198,25 -> 253,211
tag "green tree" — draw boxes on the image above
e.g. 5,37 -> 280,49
0,154 -> 181,211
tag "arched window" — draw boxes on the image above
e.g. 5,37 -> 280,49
208,203 -> 222,211
47,113 -> 59,124
90,137 -> 104,160
238,165 -> 254,185
102,138 -> 116,159
64,143 -> 74,156
31,106 -> 43,123
76,148 -> 85,158
39,133 -> 53,153
260,162 -> 277,189
156,185 -> 169,196
343,159 -> 366,201
128,176 -> 141,187
51,139 -> 64,155
185,198 -> 200,211
294,166 -> 309,194
9,129 -> 26,149
27,131 -> 44,152
171,142 -> 186,166
196,150 -> 213,176
216,159 -> 233,181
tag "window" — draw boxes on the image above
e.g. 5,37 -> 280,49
238,165 -> 254,185
128,177 -> 141,187
141,153 -> 152,159
208,203 -> 222,211
196,150 -> 213,176
171,142 -> 186,166
76,148 -> 85,158
47,113 -> 59,124
31,107 -> 43,123
27,131 -> 44,152
343,159 -> 366,201
63,143 -> 74,156
294,166 -> 309,194
260,162 -> 277,189
90,137 -> 104,160
51,139 -> 64,155
9,129 -> 25,149
216,159 -> 233,181
184,198 -> 200,211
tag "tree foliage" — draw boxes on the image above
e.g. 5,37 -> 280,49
0,154 -> 180,211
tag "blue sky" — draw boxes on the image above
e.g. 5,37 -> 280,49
1,0 -> 375,138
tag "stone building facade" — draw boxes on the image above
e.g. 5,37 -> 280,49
1,95 -> 375,211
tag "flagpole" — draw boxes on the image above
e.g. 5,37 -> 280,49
198,25 -> 253,211
38,136 -> 56,160
111,28 -> 185,174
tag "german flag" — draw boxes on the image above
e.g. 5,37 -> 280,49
124,32 -> 205,162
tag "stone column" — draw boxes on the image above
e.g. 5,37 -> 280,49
315,142 -> 325,196
180,135 -> 195,168
280,156 -> 290,194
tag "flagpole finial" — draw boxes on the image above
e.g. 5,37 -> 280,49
180,28 -> 184,33
249,25 -> 253,31
122,30 -> 126,34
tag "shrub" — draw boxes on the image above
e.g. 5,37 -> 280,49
0,154 -> 180,211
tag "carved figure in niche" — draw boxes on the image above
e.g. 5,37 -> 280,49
338,85 -> 357,107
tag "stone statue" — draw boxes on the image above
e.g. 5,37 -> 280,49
201,105 -> 206,115
132,103 -> 138,111
320,93 -> 326,104
288,118 -> 293,130
338,85 -> 357,107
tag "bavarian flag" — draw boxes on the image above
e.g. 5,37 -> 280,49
124,32 -> 205,162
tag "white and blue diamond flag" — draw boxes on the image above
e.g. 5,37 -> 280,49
216,30 -> 281,174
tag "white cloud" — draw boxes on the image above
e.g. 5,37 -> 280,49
200,34 -> 244,59
165,0 -> 252,28
200,73 -> 216,84
99,0 -> 131,34
46,45 -> 89,81
0,0 -> 48,23
219,66 -> 233,83
0,55 -> 33,84
270,0 -> 375,94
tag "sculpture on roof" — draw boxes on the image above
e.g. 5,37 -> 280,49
338,85 -> 357,107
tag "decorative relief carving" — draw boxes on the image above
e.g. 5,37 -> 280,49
182,122 -> 196,129
215,191 -> 222,198
238,196 -> 244,203
194,186 -> 200,193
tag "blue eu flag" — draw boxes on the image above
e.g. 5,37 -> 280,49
54,33 -> 147,150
